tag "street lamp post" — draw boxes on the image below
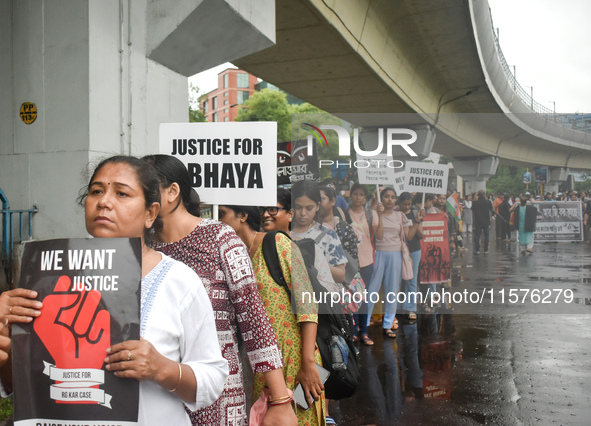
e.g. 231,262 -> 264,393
525,86 -> 534,110
509,65 -> 516,90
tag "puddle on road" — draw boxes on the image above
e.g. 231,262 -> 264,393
336,315 -> 490,424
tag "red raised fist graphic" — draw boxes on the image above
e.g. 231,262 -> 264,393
34,275 -> 111,370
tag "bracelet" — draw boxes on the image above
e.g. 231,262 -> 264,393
268,394 -> 292,404
168,362 -> 182,393
268,396 -> 294,406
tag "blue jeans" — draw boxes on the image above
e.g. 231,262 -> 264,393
354,264 -> 373,336
402,250 -> 421,312
365,251 -> 402,330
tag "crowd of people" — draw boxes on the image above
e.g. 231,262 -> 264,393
0,153 -> 589,426
459,189 -> 591,254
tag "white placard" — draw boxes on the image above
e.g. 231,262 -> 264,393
160,122 -> 277,206
356,153 -> 397,185
404,161 -> 449,195
393,171 -> 405,195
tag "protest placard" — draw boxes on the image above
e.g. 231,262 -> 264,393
356,153 -> 397,185
13,238 -> 141,426
393,171 -> 405,195
533,201 -> 584,242
160,122 -> 277,206
419,213 -> 451,284
404,161 -> 449,195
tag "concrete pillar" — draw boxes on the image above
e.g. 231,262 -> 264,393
0,0 -> 275,241
545,168 -> 569,195
452,157 -> 499,194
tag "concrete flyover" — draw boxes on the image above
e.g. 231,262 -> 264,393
233,0 -> 591,171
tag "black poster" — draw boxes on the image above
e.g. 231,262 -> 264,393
276,140 -> 319,185
291,139 -> 319,183
13,238 -> 141,426
277,141 -> 292,185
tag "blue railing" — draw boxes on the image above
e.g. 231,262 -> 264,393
1,188 -> 38,266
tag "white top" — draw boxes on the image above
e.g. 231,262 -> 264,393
138,254 -> 229,425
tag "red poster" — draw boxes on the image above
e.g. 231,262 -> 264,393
419,213 -> 451,284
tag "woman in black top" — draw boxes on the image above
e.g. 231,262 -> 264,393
397,193 -> 425,320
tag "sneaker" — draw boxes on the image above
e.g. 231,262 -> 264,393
326,416 -> 337,425
475,250 -> 480,255
484,251 -> 489,255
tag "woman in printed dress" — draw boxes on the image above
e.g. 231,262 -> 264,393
143,155 -> 296,426
219,204 -> 326,426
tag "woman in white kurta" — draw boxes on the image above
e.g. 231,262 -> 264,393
86,156 -> 229,425
138,254 -> 228,424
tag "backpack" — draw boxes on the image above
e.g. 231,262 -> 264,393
261,231 -> 360,400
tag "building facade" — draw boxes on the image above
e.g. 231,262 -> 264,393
201,69 -> 258,122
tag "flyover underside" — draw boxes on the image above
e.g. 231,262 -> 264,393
234,0 -> 591,170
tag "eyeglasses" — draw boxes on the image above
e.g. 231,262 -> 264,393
259,206 -> 286,216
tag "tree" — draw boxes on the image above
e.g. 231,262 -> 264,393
235,89 -> 292,141
290,103 -> 343,179
485,165 -> 529,195
575,178 -> 591,193
189,83 -> 206,122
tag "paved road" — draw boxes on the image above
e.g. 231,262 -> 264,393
331,231 -> 591,425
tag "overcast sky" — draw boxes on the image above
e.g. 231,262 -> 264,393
488,0 -> 591,114
190,0 -> 590,114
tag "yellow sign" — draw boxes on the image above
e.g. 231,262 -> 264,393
20,102 -> 37,125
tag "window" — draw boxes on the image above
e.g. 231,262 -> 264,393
224,99 -> 228,105
224,92 -> 228,97
202,101 -> 208,114
223,74 -> 228,89
213,112 -> 218,122
224,116 -> 229,122
237,73 -> 249,88
212,96 -> 217,109
237,91 -> 250,105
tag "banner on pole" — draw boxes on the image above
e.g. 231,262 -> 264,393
533,201 -> 584,242
404,161 -> 449,195
160,122 -> 277,206
419,213 -> 451,284
13,238 -> 141,426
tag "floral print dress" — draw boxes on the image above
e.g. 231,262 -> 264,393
251,232 -> 326,426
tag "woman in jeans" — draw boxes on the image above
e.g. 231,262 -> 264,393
347,183 -> 378,345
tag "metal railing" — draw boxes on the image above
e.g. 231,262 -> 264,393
1,188 -> 38,267
489,8 -> 591,132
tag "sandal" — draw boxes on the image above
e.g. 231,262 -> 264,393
408,312 -> 417,320
361,334 -> 374,346
352,335 -> 359,343
392,318 -> 399,330
383,328 -> 397,338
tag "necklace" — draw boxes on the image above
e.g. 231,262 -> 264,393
248,231 -> 258,256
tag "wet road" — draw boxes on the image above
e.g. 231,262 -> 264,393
331,232 -> 591,425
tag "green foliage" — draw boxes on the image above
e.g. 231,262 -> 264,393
575,178 -> 591,193
234,92 -> 347,179
235,89 -> 292,142
0,397 -> 13,421
438,155 -> 453,165
189,83 -> 206,122
485,165 -> 530,195
291,104 -> 343,179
